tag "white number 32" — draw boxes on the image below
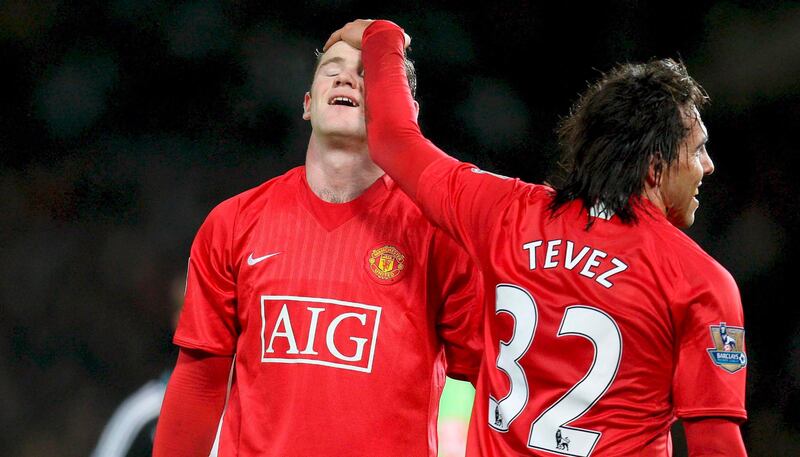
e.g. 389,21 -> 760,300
488,284 -> 622,457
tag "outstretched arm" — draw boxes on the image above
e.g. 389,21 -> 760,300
326,20 -> 524,265
327,19 -> 447,200
152,348 -> 232,457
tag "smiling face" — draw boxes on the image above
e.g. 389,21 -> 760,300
302,41 -> 365,141
658,108 -> 715,228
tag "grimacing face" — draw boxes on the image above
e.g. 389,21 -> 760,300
302,41 -> 365,140
659,108 -> 714,228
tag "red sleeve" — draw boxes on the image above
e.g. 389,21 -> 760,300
684,418 -> 747,456
174,198 -> 240,355
363,20 -> 526,263
153,349 -> 232,457
362,20 -> 445,200
672,255 -> 747,421
429,229 -> 484,384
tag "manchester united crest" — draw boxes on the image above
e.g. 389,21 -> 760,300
707,322 -> 747,374
366,244 -> 406,284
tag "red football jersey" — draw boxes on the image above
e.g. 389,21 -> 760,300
362,21 -> 747,457
419,162 -> 746,456
174,167 -> 483,457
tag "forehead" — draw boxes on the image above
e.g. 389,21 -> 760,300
316,41 -> 361,72
683,106 -> 707,140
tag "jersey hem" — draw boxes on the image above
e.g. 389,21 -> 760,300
173,336 -> 235,356
445,362 -> 479,383
676,408 -> 748,421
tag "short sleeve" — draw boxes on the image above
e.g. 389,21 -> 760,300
174,198 -> 240,355
428,229 -> 484,384
672,259 -> 747,421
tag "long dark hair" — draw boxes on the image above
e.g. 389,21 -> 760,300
549,58 -> 708,228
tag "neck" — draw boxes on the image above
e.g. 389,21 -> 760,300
305,134 -> 383,203
641,184 -> 666,215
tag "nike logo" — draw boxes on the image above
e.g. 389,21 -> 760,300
247,252 -> 281,266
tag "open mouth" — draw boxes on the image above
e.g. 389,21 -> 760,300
328,96 -> 359,107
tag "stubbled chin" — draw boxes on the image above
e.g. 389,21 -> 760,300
667,206 -> 697,229
685,201 -> 700,227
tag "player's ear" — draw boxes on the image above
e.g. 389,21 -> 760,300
646,152 -> 662,187
413,100 -> 420,122
303,92 -> 312,120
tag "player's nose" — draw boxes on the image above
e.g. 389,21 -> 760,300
702,151 -> 715,175
334,71 -> 358,90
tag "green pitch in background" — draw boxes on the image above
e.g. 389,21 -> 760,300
438,378 -> 475,457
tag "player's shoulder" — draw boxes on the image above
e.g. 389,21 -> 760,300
524,182 -> 556,203
647,218 -> 736,287
505,179 -> 556,215
204,166 -> 302,224
653,226 -> 742,319
224,166 -> 302,211
462,163 -> 548,193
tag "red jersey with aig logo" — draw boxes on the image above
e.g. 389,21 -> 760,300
174,166 -> 482,456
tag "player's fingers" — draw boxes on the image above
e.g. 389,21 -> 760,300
323,28 -> 344,51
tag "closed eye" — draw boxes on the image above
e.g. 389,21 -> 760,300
318,58 -> 345,77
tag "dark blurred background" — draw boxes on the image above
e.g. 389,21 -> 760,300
1,1 -> 797,455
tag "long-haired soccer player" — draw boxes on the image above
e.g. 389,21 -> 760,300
326,19 -> 747,456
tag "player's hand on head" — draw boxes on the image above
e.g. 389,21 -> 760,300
323,19 -> 411,51
324,19 -> 374,51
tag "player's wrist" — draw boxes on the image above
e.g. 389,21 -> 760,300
363,20 -> 407,48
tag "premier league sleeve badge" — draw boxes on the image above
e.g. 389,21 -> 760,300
706,322 -> 747,374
